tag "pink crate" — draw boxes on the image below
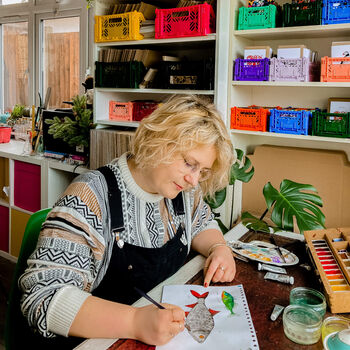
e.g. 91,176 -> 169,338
155,4 -> 215,39
0,127 -> 11,143
14,160 -> 41,212
109,101 -> 133,121
269,57 -> 320,82
0,205 -> 9,252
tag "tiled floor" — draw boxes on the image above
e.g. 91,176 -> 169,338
0,252 -> 17,350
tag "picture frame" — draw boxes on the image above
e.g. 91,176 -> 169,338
328,98 -> 350,113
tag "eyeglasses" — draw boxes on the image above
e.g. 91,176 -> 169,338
181,156 -> 212,182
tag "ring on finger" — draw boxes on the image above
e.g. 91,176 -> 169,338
219,266 -> 225,271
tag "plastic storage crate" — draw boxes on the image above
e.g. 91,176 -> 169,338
322,0 -> 350,25
14,160 -> 41,212
95,61 -> 146,88
230,106 -> 269,131
94,11 -> 145,42
158,59 -> 214,90
269,109 -> 312,135
312,111 -> 350,138
238,5 -> 277,30
269,57 -> 320,82
321,57 -> 350,82
109,101 -> 158,122
155,4 -> 215,39
0,127 -> 11,143
283,0 -> 322,27
249,0 -> 277,7
234,58 -> 270,81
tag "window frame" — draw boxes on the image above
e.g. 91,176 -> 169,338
0,0 -> 88,111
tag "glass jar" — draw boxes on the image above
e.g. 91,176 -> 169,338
322,316 -> 350,342
290,286 -> 326,318
283,304 -> 322,345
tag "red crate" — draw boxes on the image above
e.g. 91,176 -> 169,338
14,160 -> 41,213
155,4 -> 215,39
0,205 -> 9,252
231,106 -> 269,131
0,127 -> 11,143
321,57 -> 350,82
132,101 -> 158,121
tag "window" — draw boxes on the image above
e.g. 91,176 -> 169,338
2,22 -> 28,112
0,1 -> 88,113
42,17 -> 80,109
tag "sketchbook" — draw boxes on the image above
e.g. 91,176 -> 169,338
157,284 -> 259,350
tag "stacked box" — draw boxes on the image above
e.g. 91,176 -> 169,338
234,58 -> 270,81
230,106 -> 269,131
269,57 -> 320,82
155,4 -> 215,39
238,5 -> 277,30
321,57 -> 350,82
312,111 -> 350,138
109,101 -> 158,122
94,11 -> 145,42
322,0 -> 350,25
283,0 -> 322,26
269,109 -> 312,135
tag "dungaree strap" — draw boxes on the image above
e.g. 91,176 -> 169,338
97,165 -> 185,229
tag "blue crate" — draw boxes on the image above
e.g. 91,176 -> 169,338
322,0 -> 350,25
269,109 -> 312,135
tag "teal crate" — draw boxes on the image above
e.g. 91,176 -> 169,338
312,111 -> 350,138
238,5 -> 277,30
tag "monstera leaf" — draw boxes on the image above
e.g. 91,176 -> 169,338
241,212 -> 271,233
205,149 -> 254,209
243,179 -> 325,234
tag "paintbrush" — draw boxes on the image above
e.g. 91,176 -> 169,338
134,287 -> 165,309
270,235 -> 286,263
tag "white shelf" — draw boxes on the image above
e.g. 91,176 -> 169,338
0,199 -> 9,207
232,81 -> 350,88
96,34 -> 216,47
231,129 -> 350,144
96,120 -> 140,128
95,88 -> 215,94
234,23 -> 350,40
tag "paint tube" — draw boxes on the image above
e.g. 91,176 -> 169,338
264,272 -> 294,285
258,263 -> 287,274
270,304 -> 285,321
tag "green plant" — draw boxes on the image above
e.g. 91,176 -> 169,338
206,148 -> 255,233
45,95 -> 96,148
242,179 -> 325,235
206,149 -> 326,235
7,104 -> 26,125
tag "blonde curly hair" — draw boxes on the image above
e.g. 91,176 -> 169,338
131,95 -> 234,198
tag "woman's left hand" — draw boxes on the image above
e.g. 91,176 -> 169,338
203,245 -> 236,287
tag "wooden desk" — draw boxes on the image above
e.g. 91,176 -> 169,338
76,225 -> 347,350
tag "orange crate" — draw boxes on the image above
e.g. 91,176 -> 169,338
109,101 -> 133,121
321,57 -> 350,82
230,106 -> 269,131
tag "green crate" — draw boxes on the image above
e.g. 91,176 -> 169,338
238,5 -> 277,30
283,0 -> 322,27
312,111 -> 350,138
95,61 -> 146,89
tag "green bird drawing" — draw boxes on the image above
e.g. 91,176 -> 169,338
222,291 -> 235,315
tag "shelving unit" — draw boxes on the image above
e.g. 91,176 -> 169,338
0,140 -> 87,256
230,0 -> 350,219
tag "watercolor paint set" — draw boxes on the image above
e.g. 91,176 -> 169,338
304,227 -> 350,313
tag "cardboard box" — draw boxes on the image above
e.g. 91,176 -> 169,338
331,41 -> 350,58
277,45 -> 311,60
244,46 -> 272,59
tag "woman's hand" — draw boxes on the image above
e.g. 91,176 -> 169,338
132,303 -> 185,345
203,245 -> 236,287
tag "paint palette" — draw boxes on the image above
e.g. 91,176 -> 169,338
304,227 -> 350,313
228,240 -> 299,266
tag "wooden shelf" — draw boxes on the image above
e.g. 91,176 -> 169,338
234,23 -> 350,40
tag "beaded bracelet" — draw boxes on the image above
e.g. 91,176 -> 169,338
207,242 -> 229,257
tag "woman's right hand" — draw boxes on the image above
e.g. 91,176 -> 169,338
132,303 -> 185,345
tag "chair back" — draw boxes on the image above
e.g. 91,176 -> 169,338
5,208 -> 50,350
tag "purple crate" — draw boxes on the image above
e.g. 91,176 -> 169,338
269,109 -> 312,135
234,58 -> 270,81
269,57 -> 320,82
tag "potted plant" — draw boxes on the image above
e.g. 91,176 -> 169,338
207,149 -> 325,235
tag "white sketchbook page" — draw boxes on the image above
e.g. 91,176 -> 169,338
157,284 -> 259,350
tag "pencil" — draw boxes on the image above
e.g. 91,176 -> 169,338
134,287 -> 165,309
